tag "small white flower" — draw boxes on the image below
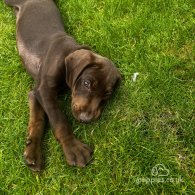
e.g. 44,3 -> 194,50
132,72 -> 139,82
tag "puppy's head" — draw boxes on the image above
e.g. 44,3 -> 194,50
65,49 -> 121,123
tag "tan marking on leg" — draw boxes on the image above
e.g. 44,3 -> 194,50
24,91 -> 45,171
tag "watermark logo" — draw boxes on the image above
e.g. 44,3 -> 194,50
136,164 -> 183,184
151,164 -> 169,177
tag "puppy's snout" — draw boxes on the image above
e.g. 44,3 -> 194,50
79,112 -> 93,123
71,97 -> 102,123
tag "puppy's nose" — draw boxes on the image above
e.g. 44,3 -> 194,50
79,112 -> 93,123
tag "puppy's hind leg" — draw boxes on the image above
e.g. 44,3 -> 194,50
24,90 -> 46,171
4,0 -> 23,15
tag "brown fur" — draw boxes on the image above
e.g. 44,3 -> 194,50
5,0 -> 121,171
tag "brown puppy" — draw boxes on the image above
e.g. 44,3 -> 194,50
5,0 -> 121,171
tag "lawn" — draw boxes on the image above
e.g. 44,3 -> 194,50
0,0 -> 194,194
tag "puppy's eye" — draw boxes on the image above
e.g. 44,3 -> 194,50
83,80 -> 91,89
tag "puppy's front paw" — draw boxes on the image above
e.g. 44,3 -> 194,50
24,139 -> 43,171
62,138 -> 93,168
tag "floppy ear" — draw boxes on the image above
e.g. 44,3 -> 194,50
65,49 -> 94,89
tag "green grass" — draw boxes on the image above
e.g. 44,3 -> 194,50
0,0 -> 194,194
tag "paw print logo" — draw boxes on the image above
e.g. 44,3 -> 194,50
151,164 -> 170,177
